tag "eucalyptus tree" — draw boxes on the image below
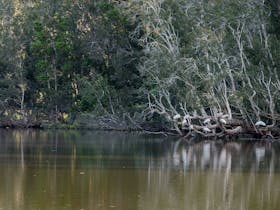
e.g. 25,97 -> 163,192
0,0 -> 29,122
76,1 -> 143,114
132,0 -> 280,137
25,0 -> 143,122
25,0 -> 86,122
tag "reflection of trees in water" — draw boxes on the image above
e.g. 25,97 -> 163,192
0,131 -> 280,210
0,131 -> 279,173
139,164 -> 280,210
140,141 -> 280,210
170,140 -> 279,173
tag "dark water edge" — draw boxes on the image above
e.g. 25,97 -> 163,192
1,113 -> 279,140
2,125 -> 280,143
1,129 -> 280,170
1,130 -> 280,210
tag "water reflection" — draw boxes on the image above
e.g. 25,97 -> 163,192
171,140 -> 279,173
0,130 -> 280,210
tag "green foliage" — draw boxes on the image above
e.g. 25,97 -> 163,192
136,0 -> 280,129
266,0 -> 280,38
0,0 -> 279,129
0,0 -> 143,124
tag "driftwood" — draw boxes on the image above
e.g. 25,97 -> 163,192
175,113 -> 280,139
135,0 -> 280,140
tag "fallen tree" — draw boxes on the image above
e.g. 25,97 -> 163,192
129,0 -> 280,138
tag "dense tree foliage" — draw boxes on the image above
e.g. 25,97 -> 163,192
0,0 -> 143,126
130,0 -> 280,137
0,0 -> 279,137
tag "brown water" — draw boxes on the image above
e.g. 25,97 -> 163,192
0,130 -> 279,210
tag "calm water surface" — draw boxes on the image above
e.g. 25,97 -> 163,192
0,130 -> 280,210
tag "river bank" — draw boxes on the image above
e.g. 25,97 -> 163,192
1,117 -> 280,141
0,114 -> 167,133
